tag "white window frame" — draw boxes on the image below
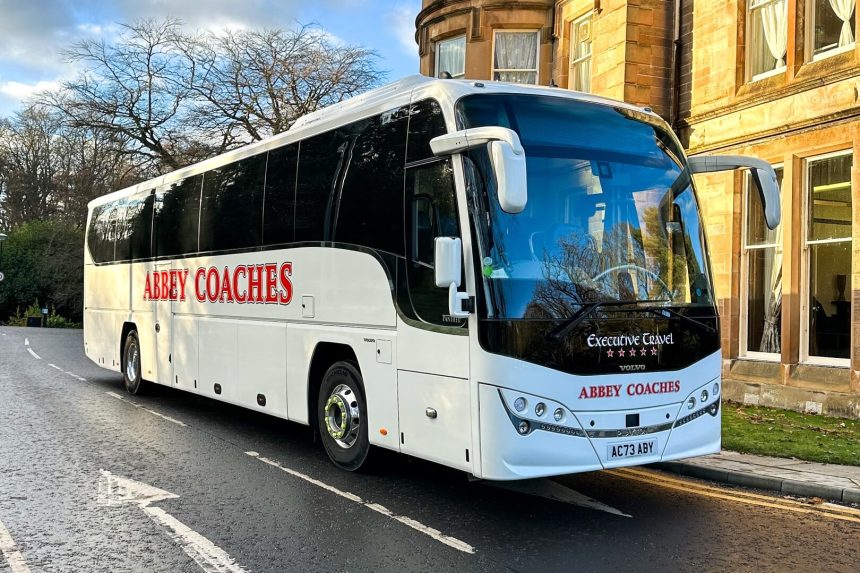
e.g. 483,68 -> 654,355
739,164 -> 783,361
800,149 -> 853,367
569,13 -> 593,92
807,0 -> 857,62
747,0 -> 788,82
491,30 -> 540,85
435,35 -> 466,79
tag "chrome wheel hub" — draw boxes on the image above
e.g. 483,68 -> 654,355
324,384 -> 360,449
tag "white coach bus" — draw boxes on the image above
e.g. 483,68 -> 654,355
84,76 -> 780,479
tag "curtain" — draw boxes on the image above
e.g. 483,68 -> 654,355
494,32 -> 538,84
761,0 -> 788,68
437,37 -> 465,78
829,0 -> 856,47
758,242 -> 783,353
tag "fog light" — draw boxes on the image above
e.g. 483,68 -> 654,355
535,402 -> 546,417
517,420 -> 530,435
713,382 -> 720,396
687,396 -> 696,410
514,397 -> 526,412
701,389 -> 709,403
553,408 -> 565,422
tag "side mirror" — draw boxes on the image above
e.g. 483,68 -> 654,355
430,126 -> 528,213
688,155 -> 781,229
489,140 -> 527,213
434,237 -> 470,318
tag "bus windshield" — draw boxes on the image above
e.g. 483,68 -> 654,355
457,94 -> 714,320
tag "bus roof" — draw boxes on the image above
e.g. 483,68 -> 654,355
88,75 -> 663,209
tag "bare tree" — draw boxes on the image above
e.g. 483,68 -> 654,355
178,25 -> 385,145
45,18 -> 194,172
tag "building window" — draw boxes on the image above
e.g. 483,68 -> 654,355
492,31 -> 539,84
569,15 -> 592,92
742,167 -> 784,358
747,0 -> 788,80
436,35 -> 466,79
804,151 -> 853,363
810,0 -> 856,59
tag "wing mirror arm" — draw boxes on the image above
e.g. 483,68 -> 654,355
430,127 -> 528,214
688,155 -> 781,230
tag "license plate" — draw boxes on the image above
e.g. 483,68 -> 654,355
607,438 -> 657,460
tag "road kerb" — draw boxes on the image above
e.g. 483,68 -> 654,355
652,462 -> 860,504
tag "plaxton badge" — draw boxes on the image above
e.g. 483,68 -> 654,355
143,262 -> 293,305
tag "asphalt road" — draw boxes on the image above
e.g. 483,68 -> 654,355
1,326 -> 858,573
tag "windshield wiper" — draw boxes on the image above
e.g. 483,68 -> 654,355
640,305 -> 717,335
549,299 -> 667,341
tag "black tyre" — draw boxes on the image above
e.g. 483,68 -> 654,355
317,361 -> 371,471
122,331 -> 144,395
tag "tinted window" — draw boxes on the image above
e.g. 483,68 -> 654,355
87,203 -> 116,263
335,106 -> 409,256
128,193 -> 154,260
405,159 -> 462,327
295,131 -> 348,242
154,175 -> 203,257
406,100 -> 447,164
263,144 -> 298,246
199,155 -> 266,252
115,193 -> 153,262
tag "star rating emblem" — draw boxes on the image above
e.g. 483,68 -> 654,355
640,347 -> 647,356
618,348 -> 625,357
651,347 -> 658,356
606,349 -> 614,358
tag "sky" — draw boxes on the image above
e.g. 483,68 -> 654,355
0,0 -> 422,115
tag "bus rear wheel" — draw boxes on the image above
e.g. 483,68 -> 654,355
122,331 -> 144,395
317,361 -> 371,471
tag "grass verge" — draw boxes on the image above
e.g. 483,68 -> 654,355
722,401 -> 860,466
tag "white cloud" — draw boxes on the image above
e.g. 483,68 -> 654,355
387,4 -> 417,56
0,79 -> 62,100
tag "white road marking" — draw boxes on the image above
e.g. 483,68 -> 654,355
65,371 -> 86,381
98,471 -> 248,573
245,451 -> 476,554
23,339 -> 41,360
0,516 -> 32,573
486,478 -> 631,518
48,363 -> 62,371
105,392 -> 188,427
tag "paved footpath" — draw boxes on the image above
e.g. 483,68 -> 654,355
659,451 -> 860,504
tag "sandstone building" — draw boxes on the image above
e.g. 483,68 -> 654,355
415,0 -> 860,417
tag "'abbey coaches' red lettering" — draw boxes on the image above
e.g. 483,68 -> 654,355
143,262 -> 293,305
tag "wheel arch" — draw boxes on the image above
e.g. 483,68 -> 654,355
119,321 -> 137,368
307,342 -> 360,435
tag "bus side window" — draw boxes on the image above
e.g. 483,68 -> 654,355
128,193 -> 154,261
406,99 -> 446,164
405,159 -> 462,326
154,175 -> 203,258
336,106 -> 409,256
295,131 -> 348,243
263,144 -> 298,246
87,204 -> 114,264
199,155 -> 266,253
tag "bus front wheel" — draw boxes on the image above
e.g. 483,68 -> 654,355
122,331 -> 144,395
317,361 -> 371,471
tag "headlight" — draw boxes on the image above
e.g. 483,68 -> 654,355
517,420 -> 530,435
553,408 -> 565,422
514,397 -> 526,412
535,402 -> 546,417
713,382 -> 720,396
687,396 -> 696,410
701,389 -> 709,403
